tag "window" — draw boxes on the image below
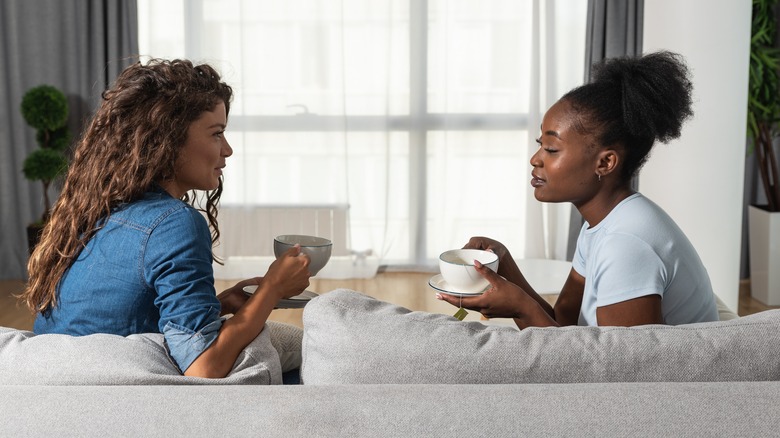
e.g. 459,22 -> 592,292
138,0 -> 586,269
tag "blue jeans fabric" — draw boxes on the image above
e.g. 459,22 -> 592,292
282,369 -> 301,385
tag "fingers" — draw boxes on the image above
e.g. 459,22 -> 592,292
267,247 -> 311,281
474,260 -> 500,284
287,245 -> 312,265
435,292 -> 458,306
463,236 -> 501,257
284,244 -> 302,257
463,236 -> 488,250
235,276 -> 263,289
435,292 -> 480,308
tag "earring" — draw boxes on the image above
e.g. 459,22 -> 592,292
597,173 -> 601,182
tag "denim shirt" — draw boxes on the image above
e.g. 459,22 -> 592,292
34,188 -> 223,372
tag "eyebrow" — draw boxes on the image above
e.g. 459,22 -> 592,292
209,123 -> 227,130
539,124 -> 561,139
543,129 -> 561,139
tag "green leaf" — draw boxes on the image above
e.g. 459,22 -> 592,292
20,85 -> 68,131
22,148 -> 68,182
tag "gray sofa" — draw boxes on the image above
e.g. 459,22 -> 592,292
2,289 -> 780,437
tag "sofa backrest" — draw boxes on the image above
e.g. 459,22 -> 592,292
0,325 -> 282,385
301,289 -> 780,384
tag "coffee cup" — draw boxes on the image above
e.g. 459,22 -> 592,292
438,249 -> 499,292
274,234 -> 333,276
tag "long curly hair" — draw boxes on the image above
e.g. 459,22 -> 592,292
21,59 -> 233,315
562,50 -> 694,181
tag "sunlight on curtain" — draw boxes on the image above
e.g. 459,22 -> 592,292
137,0 -> 586,278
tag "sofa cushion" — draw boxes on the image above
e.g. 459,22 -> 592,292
0,325 -> 282,385
266,321 -> 303,372
301,289 -> 780,384
3,382 -> 780,437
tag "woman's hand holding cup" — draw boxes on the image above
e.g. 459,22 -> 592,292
264,245 -> 311,300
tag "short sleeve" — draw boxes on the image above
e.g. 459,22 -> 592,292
589,233 -> 667,307
572,222 -> 588,277
143,206 -> 222,372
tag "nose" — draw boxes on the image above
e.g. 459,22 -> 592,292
222,136 -> 233,158
530,147 -> 542,167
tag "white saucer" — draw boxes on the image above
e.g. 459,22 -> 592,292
243,286 -> 319,309
428,274 -> 489,297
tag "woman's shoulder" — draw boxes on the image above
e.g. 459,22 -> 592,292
111,191 -> 204,233
606,193 -> 675,225
601,193 -> 689,246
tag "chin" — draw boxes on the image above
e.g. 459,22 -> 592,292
533,191 -> 562,204
194,183 -> 219,193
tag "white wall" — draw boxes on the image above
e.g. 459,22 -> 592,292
641,0 -> 751,310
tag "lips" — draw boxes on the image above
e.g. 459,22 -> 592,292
530,173 -> 545,188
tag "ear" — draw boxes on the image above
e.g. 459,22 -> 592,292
595,148 -> 620,179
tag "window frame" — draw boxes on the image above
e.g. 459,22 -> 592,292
175,0 -> 534,266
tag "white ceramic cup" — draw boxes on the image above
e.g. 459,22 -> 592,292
438,249 -> 499,292
273,234 -> 333,276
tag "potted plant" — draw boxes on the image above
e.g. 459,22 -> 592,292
747,0 -> 780,305
20,84 -> 70,253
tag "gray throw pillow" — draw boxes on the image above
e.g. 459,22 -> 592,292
301,289 -> 780,384
0,325 -> 282,385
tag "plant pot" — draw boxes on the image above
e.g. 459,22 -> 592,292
748,205 -> 780,306
26,224 -> 44,255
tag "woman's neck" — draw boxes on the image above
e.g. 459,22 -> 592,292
577,186 -> 635,227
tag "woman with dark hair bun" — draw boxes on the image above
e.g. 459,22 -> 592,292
438,51 -> 718,328
22,59 -> 312,378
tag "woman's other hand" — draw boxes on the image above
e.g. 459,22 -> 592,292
217,277 -> 263,316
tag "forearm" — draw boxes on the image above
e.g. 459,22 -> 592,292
553,294 -> 582,326
500,257 -> 556,320
185,287 -> 278,378
511,294 -> 560,329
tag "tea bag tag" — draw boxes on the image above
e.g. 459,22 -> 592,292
453,295 -> 468,321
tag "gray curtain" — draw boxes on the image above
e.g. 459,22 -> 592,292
583,0 -> 644,81
0,0 -> 138,280
566,0 -> 644,260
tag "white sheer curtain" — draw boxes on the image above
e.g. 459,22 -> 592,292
137,0 -> 586,279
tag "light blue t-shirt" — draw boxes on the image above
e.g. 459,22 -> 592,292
572,193 -> 718,326
34,187 -> 223,372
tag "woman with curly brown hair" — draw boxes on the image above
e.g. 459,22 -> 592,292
21,59 -> 311,378
437,51 -> 719,328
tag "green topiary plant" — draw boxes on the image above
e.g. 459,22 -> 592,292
20,84 -> 70,225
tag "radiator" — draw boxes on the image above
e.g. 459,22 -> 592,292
214,204 -> 350,260
212,203 -> 382,280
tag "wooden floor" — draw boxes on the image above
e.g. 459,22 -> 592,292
1,280 -> 35,331
0,275 -> 775,331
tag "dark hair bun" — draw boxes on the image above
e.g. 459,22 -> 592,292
561,50 -> 694,180
592,50 -> 693,144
